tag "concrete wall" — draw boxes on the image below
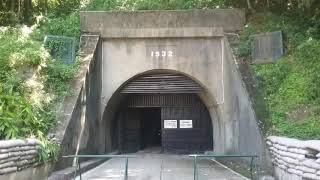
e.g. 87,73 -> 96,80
222,39 -> 267,159
51,34 -> 103,170
0,163 -> 53,180
80,9 -> 245,36
47,10 -> 268,176
99,36 -> 266,164
77,10 -> 269,169
101,37 -> 223,153
267,136 -> 320,180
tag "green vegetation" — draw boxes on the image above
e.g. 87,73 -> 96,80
0,0 -> 80,25
238,12 -> 320,139
85,0 -> 227,10
0,0 -> 80,161
0,0 -> 319,161
0,27 -> 79,160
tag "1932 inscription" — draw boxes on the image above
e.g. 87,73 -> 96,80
147,45 -> 176,58
151,50 -> 174,57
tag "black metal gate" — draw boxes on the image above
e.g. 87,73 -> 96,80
119,94 -> 213,153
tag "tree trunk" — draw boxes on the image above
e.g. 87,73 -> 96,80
11,0 -> 15,12
45,0 -> 48,14
23,0 -> 33,23
18,0 -> 21,20
246,0 -> 252,9
0,0 -> 4,10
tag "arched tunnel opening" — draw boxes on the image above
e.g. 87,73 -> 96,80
103,72 -> 214,154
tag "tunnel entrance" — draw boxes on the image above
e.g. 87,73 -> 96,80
108,72 -> 213,154
116,93 -> 213,154
140,108 -> 162,149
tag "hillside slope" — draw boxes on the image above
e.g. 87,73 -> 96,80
237,12 -> 320,139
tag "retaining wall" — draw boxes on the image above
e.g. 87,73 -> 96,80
267,136 -> 320,180
0,139 -> 41,176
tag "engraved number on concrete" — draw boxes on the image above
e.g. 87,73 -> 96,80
151,50 -> 173,57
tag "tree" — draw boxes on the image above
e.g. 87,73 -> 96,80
23,0 -> 33,22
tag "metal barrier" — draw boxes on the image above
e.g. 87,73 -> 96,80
189,153 -> 259,180
63,153 -> 258,180
63,154 -> 136,180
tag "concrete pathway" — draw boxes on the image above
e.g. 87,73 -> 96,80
76,150 -> 248,180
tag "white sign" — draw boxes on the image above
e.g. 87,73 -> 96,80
180,120 -> 193,128
164,120 -> 177,129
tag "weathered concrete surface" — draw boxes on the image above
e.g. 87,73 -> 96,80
50,34 -> 103,170
79,27 -> 224,38
0,163 -> 53,180
100,37 -> 267,167
80,9 -> 245,37
50,10 -> 269,178
80,10 -> 268,169
49,158 -> 108,180
76,152 -> 248,180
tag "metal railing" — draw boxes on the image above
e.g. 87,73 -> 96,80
63,154 -> 136,180
189,153 -> 259,180
63,153 -> 259,180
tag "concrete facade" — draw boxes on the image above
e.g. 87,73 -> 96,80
51,9 -> 269,175
87,9 -> 266,162
80,9 -> 245,35
99,36 -> 266,160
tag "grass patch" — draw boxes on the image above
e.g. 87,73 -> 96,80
239,12 -> 320,139
0,11 -> 80,161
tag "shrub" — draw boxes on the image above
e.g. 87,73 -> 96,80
246,13 -> 320,139
0,27 -> 78,140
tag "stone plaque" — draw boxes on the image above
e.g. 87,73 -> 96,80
251,31 -> 283,64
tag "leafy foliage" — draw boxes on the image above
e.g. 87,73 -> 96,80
1,0 -> 319,25
84,0 -> 320,13
31,11 -> 80,42
0,28 -> 77,140
85,0 -> 227,10
0,27 -> 78,164
241,13 -> 320,139
0,0 -> 81,162
0,0 -> 80,25
37,136 -> 60,162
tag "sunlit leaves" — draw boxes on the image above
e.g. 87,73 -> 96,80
0,27 -> 77,140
